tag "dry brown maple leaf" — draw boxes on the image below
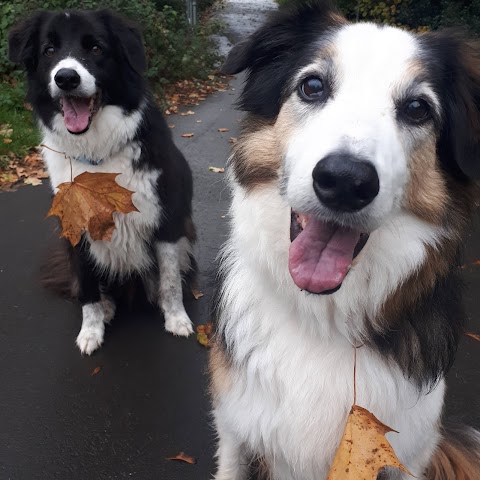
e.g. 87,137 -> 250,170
196,323 -> 213,348
192,289 -> 204,300
47,172 -> 138,247
181,133 -> 194,138
91,366 -> 102,376
218,128 -> 229,132
327,405 -> 412,480
24,177 -> 42,186
209,166 -> 225,173
166,452 -> 197,464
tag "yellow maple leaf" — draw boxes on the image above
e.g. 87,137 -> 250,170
47,172 -> 138,247
327,405 -> 412,480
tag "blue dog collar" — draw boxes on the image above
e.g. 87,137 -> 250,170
74,154 -> 103,166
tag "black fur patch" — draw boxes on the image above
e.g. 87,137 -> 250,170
221,0 -> 343,118
370,262 -> 465,390
419,30 -> 480,180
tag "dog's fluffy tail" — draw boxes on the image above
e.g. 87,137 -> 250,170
426,425 -> 480,479
39,239 -> 79,300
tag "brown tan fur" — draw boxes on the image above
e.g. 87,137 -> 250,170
378,179 -> 476,334
405,138 -> 449,225
426,431 -> 480,479
230,117 -> 280,190
209,340 -> 233,404
231,93 -> 307,191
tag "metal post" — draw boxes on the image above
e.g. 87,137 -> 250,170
185,0 -> 197,29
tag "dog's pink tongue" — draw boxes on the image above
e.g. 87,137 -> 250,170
62,97 -> 90,133
289,217 -> 361,294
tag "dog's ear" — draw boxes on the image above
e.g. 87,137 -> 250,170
8,11 -> 47,71
448,39 -> 480,179
221,0 -> 344,118
425,31 -> 480,180
99,9 -> 146,75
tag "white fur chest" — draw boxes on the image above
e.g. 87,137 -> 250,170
217,263 -> 444,479
41,109 -> 161,276
215,185 -> 446,479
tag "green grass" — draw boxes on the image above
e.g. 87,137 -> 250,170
0,80 -> 39,168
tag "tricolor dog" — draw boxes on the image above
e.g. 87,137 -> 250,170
211,1 -> 480,478
9,10 -> 196,354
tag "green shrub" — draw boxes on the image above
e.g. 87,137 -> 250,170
0,0 -> 222,92
0,80 -> 39,159
277,0 -> 480,34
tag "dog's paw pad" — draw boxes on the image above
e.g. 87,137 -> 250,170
165,312 -> 194,337
76,328 -> 104,355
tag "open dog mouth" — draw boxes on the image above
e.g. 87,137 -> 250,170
289,210 -> 369,295
60,94 -> 100,134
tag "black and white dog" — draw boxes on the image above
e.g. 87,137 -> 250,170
9,10 -> 196,354
211,1 -> 480,479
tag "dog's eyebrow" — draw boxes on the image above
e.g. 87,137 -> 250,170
395,81 -> 442,119
46,31 -> 60,45
291,58 -> 336,86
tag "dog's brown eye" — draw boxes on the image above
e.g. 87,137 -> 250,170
44,46 -> 55,57
299,76 -> 326,102
91,45 -> 102,55
404,99 -> 431,123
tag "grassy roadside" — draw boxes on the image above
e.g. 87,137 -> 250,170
0,80 -> 39,167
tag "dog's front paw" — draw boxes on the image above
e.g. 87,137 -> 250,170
164,311 -> 194,337
76,326 -> 104,355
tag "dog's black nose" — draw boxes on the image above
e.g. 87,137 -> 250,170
54,68 -> 81,91
312,154 -> 380,212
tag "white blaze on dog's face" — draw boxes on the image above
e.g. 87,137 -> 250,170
8,10 -> 147,136
223,7 -> 480,297
284,24 -> 440,229
280,24 -> 441,293
48,57 -> 98,134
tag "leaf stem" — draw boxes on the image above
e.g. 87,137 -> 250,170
353,344 -> 357,406
40,143 -> 73,182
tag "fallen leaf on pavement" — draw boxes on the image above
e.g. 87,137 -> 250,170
24,177 -> 42,186
91,366 -> 102,376
327,405 -> 411,480
47,172 -> 138,247
169,124 -> 175,129
192,289 -> 204,300
466,332 -> 480,342
209,167 -> 225,173
473,261 -> 480,266
181,133 -> 194,138
180,110 -> 195,116
196,323 -> 213,348
218,128 -> 229,132
229,137 -> 238,143
166,452 -> 197,464
1,146 -> 49,191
